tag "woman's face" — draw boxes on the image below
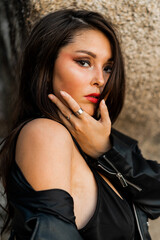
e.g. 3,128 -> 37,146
52,29 -> 113,116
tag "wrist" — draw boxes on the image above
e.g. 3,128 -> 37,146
93,139 -> 112,158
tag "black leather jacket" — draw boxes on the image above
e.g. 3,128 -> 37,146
89,128 -> 160,240
8,128 -> 160,240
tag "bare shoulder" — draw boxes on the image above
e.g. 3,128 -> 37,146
15,118 -> 73,192
17,118 -> 72,144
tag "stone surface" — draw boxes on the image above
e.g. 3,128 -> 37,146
0,0 -> 160,239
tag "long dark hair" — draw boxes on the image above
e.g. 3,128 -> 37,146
0,8 -> 125,234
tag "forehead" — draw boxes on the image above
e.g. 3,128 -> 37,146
59,29 -> 112,58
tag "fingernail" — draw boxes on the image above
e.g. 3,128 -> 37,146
102,99 -> 105,105
60,90 -> 66,96
48,94 -> 54,99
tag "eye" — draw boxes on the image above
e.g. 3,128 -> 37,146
75,60 -> 90,67
104,65 -> 112,73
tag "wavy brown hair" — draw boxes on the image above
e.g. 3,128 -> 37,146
0,8 -> 125,234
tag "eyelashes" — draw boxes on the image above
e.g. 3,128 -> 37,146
74,59 -> 113,73
104,65 -> 112,73
75,59 -> 90,67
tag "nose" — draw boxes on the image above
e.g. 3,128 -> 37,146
90,67 -> 105,88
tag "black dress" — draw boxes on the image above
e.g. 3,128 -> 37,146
78,168 -> 135,239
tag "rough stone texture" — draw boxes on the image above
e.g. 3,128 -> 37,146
0,0 -> 160,239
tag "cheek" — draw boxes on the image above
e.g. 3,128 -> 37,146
53,62 -> 88,96
53,72 -> 82,95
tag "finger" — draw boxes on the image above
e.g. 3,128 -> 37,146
99,99 -> 111,125
60,91 -> 87,119
58,111 -> 73,129
48,94 -> 75,119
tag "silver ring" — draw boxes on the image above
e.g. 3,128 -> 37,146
75,108 -> 83,116
66,113 -> 72,120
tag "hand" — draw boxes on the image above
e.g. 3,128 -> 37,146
48,91 -> 111,158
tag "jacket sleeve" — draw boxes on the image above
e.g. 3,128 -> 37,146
9,181 -> 83,240
25,213 -> 83,240
94,128 -> 160,219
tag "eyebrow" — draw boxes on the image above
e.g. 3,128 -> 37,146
75,50 -> 113,62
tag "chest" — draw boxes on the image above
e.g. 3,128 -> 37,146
70,142 -> 123,230
71,144 -> 97,229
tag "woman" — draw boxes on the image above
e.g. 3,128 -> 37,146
0,9 -> 159,240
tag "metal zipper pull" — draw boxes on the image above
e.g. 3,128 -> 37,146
116,172 -> 128,187
98,158 -> 142,191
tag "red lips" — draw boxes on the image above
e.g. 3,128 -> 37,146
86,93 -> 101,97
85,93 -> 100,103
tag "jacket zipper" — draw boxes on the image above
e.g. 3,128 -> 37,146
97,163 -> 128,187
125,179 -> 142,192
98,156 -> 144,239
133,203 -> 144,240
97,156 -> 142,191
98,161 -> 144,239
